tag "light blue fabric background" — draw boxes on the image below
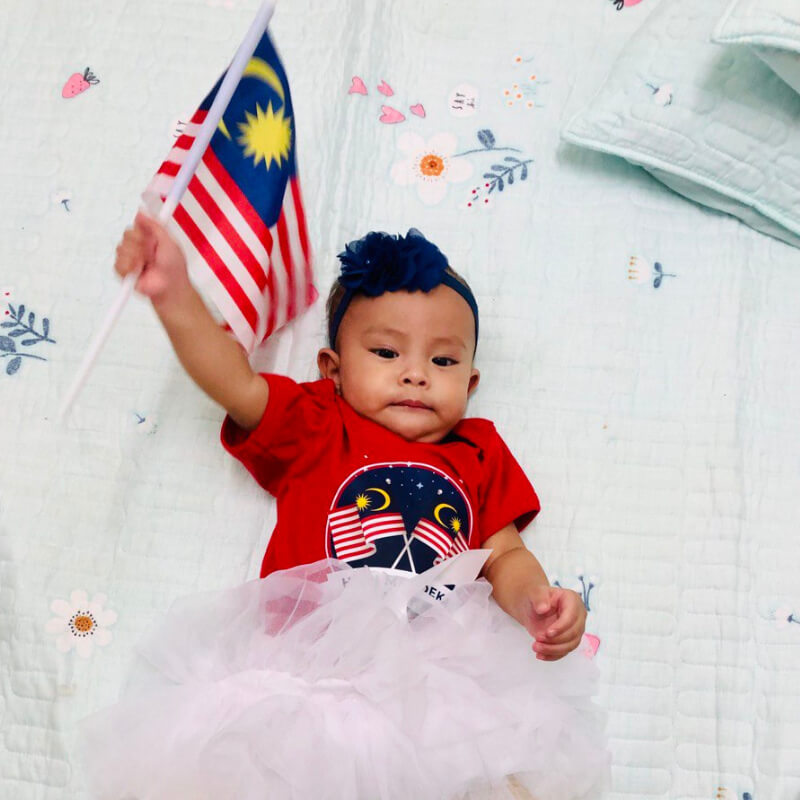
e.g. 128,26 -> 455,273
2,1 -> 799,798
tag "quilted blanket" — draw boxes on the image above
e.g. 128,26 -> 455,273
1,0 -> 799,798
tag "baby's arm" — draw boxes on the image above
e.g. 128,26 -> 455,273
482,525 -> 586,661
114,212 -> 268,430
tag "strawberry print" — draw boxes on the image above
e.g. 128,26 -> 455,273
62,67 -> 100,99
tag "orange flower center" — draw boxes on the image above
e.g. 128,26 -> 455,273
73,614 -> 94,633
419,153 -> 445,177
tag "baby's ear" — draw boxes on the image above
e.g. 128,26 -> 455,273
468,368 -> 480,396
317,348 -> 341,388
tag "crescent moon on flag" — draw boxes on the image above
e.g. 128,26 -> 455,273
434,503 -> 457,527
365,487 -> 391,511
218,118 -> 232,140
242,57 -> 286,104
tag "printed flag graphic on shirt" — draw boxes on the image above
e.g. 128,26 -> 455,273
328,504 -> 376,562
410,517 -> 454,560
325,464 -> 474,573
144,30 -> 315,352
441,530 -> 469,562
361,512 -> 407,544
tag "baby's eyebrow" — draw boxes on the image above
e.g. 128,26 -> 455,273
362,327 -> 467,351
430,335 -> 467,350
363,326 -> 407,339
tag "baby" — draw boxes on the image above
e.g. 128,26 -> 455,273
115,212 -> 586,657
88,214 -> 606,800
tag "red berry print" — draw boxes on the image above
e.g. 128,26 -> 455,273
62,67 -> 100,99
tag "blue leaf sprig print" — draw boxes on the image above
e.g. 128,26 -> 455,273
457,129 -> 534,208
553,572 -> 596,612
653,261 -> 677,289
483,155 -> 529,193
1,303 -> 56,375
477,129 -> 496,150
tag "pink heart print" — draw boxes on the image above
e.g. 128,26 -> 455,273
377,80 -> 394,97
582,633 -> 600,659
379,105 -> 405,124
348,76 -> 368,95
409,103 -> 426,117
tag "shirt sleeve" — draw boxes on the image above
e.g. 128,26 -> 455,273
220,375 -> 336,496
476,424 -> 540,544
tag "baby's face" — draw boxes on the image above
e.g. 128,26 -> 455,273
319,285 -> 479,443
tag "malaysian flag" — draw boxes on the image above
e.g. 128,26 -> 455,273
327,504 -> 375,562
443,531 -> 469,560
144,29 -> 315,353
411,518 -> 453,560
362,512 -> 407,544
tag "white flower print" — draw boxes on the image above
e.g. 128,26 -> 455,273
45,590 -> 117,658
390,132 -> 473,205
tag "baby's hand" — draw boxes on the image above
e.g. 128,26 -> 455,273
526,585 -> 586,661
114,211 -> 189,305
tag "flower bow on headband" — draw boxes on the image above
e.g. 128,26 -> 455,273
329,229 -> 479,348
337,229 -> 449,296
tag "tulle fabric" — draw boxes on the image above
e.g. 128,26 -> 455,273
81,560 -> 607,800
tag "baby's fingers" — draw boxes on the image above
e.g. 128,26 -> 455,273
543,617 -> 584,646
542,610 -> 577,640
532,637 -> 580,660
114,229 -> 149,278
544,593 -> 585,638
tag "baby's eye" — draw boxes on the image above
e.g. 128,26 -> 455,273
371,348 -> 398,359
432,356 -> 458,367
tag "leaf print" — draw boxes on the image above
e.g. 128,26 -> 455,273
459,129 -> 533,209
477,129 -> 495,149
1,301 -> 56,375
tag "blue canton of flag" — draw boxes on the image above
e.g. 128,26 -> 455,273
145,29 -> 316,352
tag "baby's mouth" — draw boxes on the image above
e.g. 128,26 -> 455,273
392,399 -> 433,411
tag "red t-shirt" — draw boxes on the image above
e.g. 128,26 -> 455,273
221,375 -> 540,578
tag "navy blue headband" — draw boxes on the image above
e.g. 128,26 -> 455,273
328,229 -> 479,349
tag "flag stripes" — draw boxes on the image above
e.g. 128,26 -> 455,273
411,518 -> 454,559
362,512 -> 407,543
328,505 -> 376,562
144,81 -> 315,353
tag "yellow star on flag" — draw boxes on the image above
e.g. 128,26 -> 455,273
237,102 -> 292,170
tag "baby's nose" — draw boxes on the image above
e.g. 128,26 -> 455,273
402,365 -> 428,386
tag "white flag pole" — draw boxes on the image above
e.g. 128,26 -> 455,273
58,0 -> 277,422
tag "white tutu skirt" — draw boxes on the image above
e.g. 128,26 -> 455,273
81,559 -> 607,800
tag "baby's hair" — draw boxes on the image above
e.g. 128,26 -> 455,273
325,265 -> 474,350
